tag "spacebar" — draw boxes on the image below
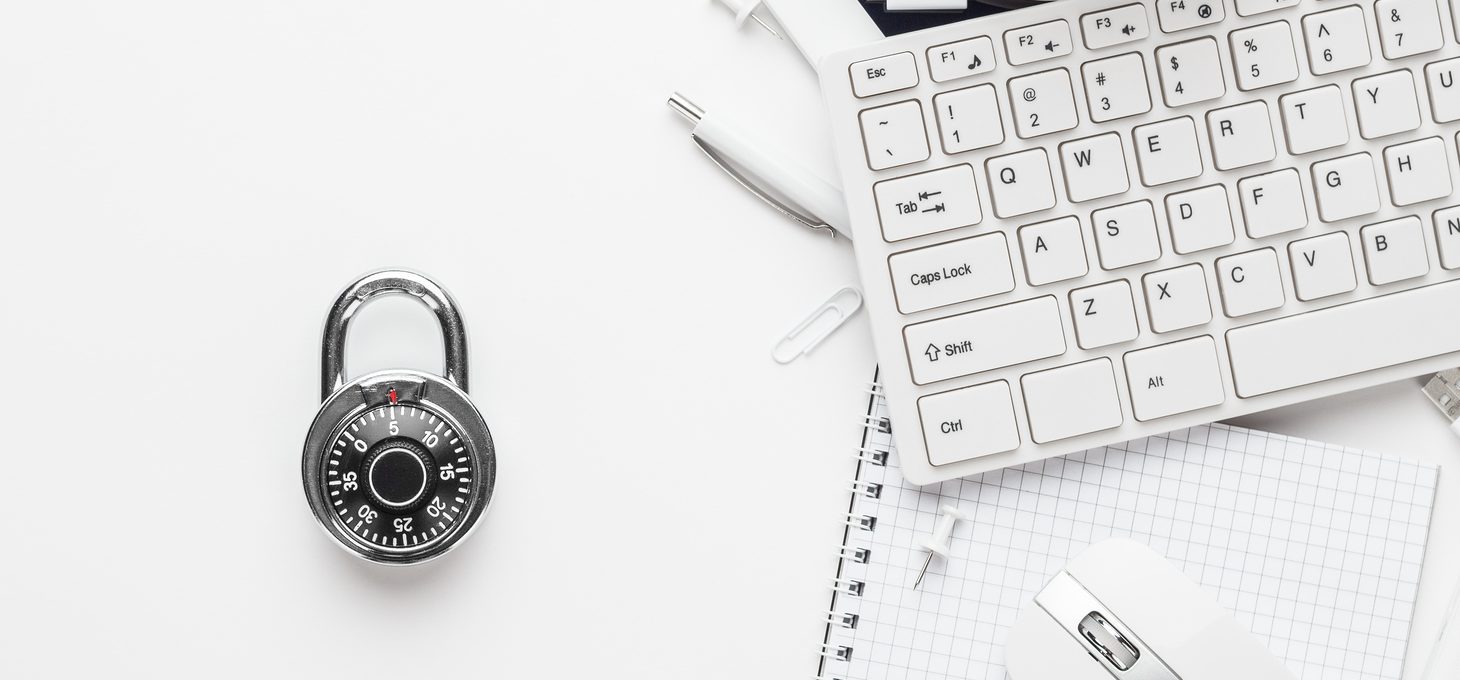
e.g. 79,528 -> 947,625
1227,280 -> 1460,397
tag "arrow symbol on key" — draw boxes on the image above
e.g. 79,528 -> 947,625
921,203 -> 946,213
918,190 -> 942,200
925,344 -> 942,362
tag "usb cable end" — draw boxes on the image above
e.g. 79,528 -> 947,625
1422,369 -> 1460,423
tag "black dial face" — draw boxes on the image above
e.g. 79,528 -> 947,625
322,403 -> 477,551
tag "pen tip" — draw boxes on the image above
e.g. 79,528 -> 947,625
666,93 -> 704,124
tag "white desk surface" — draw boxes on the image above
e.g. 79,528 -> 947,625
2,3 -> 1456,677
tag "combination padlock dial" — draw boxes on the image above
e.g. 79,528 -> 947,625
302,270 -> 496,565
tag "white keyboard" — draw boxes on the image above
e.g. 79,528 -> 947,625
821,0 -> 1460,485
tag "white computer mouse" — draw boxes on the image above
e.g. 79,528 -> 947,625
1006,538 -> 1295,680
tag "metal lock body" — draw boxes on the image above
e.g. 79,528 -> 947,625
302,270 -> 496,565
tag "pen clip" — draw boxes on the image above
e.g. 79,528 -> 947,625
773,287 -> 863,364
691,135 -> 837,238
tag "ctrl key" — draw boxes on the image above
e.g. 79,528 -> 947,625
918,381 -> 1021,466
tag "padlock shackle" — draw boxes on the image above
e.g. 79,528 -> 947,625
321,270 -> 469,401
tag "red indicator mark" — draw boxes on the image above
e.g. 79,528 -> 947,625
388,388 -> 398,405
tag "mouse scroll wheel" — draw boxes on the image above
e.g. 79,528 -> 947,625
1078,611 -> 1142,671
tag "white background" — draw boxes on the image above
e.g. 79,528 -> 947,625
1,2 -> 1456,678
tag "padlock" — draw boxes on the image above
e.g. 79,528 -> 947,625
301,270 -> 496,564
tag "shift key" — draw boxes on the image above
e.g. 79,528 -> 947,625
903,296 -> 1067,384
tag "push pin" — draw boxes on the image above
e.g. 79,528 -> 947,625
713,0 -> 782,38
912,504 -> 973,589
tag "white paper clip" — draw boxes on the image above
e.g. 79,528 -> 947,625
772,287 -> 863,364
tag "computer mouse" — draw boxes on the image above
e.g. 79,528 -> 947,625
1006,538 -> 1295,680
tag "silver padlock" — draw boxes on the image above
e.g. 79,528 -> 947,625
301,270 -> 496,565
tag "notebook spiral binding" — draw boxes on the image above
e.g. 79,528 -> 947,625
815,376 -> 890,680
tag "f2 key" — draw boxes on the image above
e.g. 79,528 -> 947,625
1005,20 -> 1073,65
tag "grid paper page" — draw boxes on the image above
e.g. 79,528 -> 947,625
825,393 -> 1439,680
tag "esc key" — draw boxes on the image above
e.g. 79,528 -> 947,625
850,52 -> 920,98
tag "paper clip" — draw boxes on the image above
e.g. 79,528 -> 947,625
772,287 -> 863,364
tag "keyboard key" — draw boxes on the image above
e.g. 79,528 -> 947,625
1302,7 -> 1371,75
1280,85 -> 1349,154
1353,70 -> 1421,139
987,149 -> 1057,217
1424,58 -> 1460,122
1020,216 -> 1090,285
1157,0 -> 1225,32
1165,184 -> 1236,254
874,165 -> 983,241
903,296 -> 1067,384
1227,279 -> 1460,397
1123,335 -> 1225,420
933,84 -> 1005,154
1231,21 -> 1299,91
1289,231 -> 1358,300
1238,168 -> 1308,238
1155,38 -> 1226,106
888,233 -> 1016,314
917,381 -> 1021,465
1312,153 -> 1380,222
1082,53 -> 1153,122
1059,132 -> 1130,202
1384,137 -> 1451,206
1435,205 -> 1460,269
1143,263 -> 1213,332
1092,200 -> 1163,269
859,100 -> 930,171
1376,0 -> 1443,60
1022,358 -> 1124,443
1206,101 -> 1276,170
1005,19 -> 1073,65
1070,280 -> 1140,348
1216,248 -> 1286,316
1009,68 -> 1079,138
927,36 -> 997,83
1133,116 -> 1203,186
1236,0 -> 1300,16
1361,216 -> 1430,284
1081,4 -> 1151,49
850,52 -> 919,98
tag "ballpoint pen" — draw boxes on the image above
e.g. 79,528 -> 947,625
668,92 -> 851,239
1420,580 -> 1460,680
1420,369 -> 1460,680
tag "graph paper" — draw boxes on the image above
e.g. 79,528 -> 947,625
820,387 -> 1439,680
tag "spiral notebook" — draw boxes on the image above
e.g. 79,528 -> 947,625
819,377 -> 1440,680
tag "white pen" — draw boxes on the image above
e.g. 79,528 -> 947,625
1420,581 -> 1460,680
668,92 -> 851,239
1420,369 -> 1460,680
